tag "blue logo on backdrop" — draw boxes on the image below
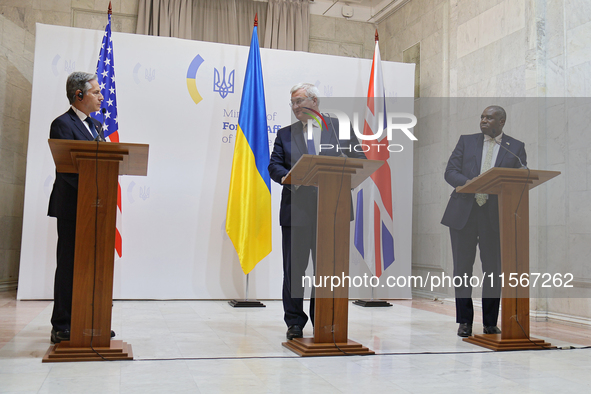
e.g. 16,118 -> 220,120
213,66 -> 235,98
140,186 -> 150,201
127,181 -> 151,204
64,60 -> 75,74
133,63 -> 156,84
145,68 -> 156,82
51,55 -> 61,76
51,55 -> 75,76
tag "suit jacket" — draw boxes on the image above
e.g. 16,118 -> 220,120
48,107 -> 103,221
268,117 -> 366,227
441,132 -> 527,232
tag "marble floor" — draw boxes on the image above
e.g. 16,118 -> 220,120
1,291 -> 590,393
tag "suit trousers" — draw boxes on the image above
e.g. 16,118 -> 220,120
51,218 -> 76,331
449,202 -> 501,327
282,225 -> 316,328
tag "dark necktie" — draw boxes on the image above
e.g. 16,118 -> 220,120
84,117 -> 98,139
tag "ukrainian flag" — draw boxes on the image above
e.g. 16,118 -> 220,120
225,23 -> 271,275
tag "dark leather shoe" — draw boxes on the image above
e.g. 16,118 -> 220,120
483,325 -> 501,334
457,323 -> 472,337
286,325 -> 303,340
50,328 -> 70,343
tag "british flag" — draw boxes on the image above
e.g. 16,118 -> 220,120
353,34 -> 395,278
91,5 -> 122,258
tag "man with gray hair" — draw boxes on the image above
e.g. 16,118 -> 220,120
48,71 -> 104,343
268,82 -> 365,340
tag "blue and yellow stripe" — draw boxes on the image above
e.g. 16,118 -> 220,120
226,26 -> 271,274
186,55 -> 204,105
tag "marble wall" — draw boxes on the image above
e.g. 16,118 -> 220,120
0,0 -> 138,291
377,0 -> 450,301
309,14 -> 376,59
542,0 -> 591,320
379,0 -> 591,320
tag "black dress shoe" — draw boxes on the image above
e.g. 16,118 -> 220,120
286,325 -> 303,340
50,328 -> 70,344
457,323 -> 472,337
483,325 -> 501,334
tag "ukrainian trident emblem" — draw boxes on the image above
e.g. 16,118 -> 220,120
213,66 -> 235,99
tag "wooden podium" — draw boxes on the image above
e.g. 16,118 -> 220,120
281,154 -> 382,357
456,167 -> 560,351
43,139 -> 149,362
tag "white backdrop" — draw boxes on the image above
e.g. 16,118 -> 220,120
18,24 -> 415,300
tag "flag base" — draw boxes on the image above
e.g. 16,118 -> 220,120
228,299 -> 266,308
352,299 -> 392,307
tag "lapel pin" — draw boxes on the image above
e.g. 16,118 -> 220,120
506,142 -> 510,145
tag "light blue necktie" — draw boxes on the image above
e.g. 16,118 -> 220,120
84,117 -> 98,139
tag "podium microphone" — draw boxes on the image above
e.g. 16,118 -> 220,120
322,113 -> 346,157
494,139 -> 527,169
94,108 -> 107,142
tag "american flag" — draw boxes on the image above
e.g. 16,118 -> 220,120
91,5 -> 123,258
353,33 -> 395,278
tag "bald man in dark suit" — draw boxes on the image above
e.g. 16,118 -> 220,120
442,105 -> 527,337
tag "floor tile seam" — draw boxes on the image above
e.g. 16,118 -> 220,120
184,357 -> 262,380
0,326 -> 35,352
436,367 -> 516,385
293,358 -> 350,392
318,371 -> 414,391
31,362 -> 53,393
303,374 -> 348,393
208,322 -> 270,348
190,365 -> 266,391
171,359 -> 202,392
0,303 -> 53,348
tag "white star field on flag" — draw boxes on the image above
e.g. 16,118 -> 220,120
91,10 -> 123,258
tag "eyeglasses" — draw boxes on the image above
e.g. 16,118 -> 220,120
289,97 -> 311,108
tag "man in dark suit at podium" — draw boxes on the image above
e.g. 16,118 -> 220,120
441,105 -> 527,337
48,71 -> 104,343
268,83 -> 365,340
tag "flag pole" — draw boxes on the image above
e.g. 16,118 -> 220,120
227,13 -> 266,308
246,273 -> 250,300
229,273 -> 265,307
353,29 -> 392,308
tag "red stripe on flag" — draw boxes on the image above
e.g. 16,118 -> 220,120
366,70 -> 375,116
115,171 -> 122,257
374,202 -> 382,278
109,130 -> 119,143
364,50 -> 379,118
115,229 -> 122,258
362,130 -> 393,219
117,182 -> 122,211
370,156 -> 393,219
